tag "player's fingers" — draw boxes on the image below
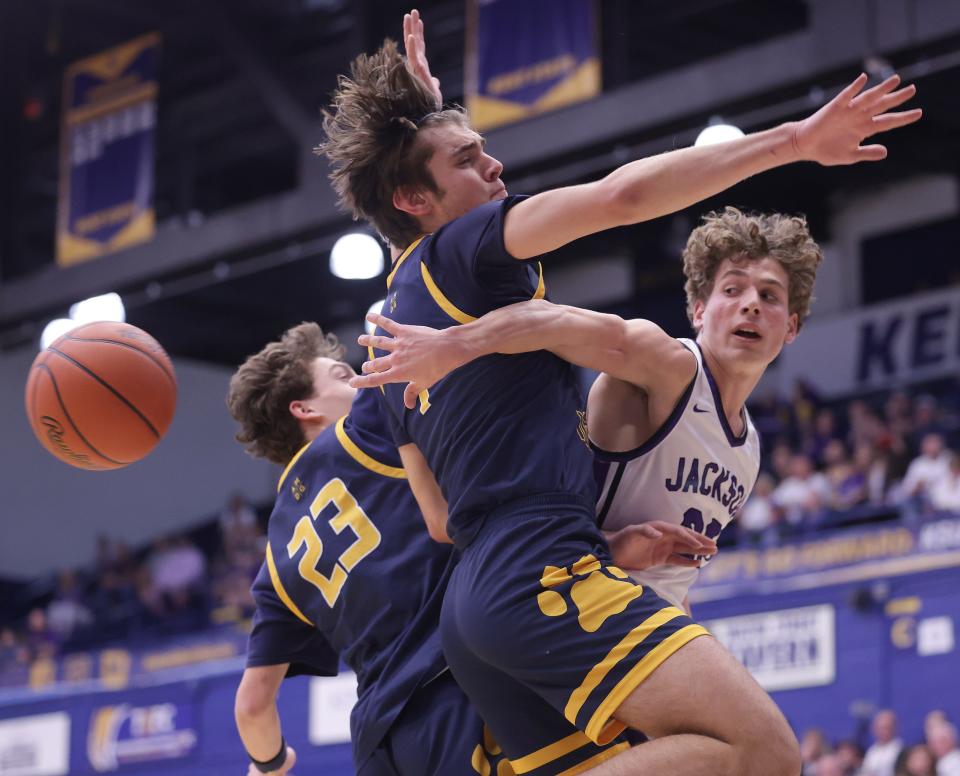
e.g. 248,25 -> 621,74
850,73 -> 900,108
666,554 -> 702,568
358,334 -> 396,352
869,109 -> 923,134
834,72 -> 869,105
349,370 -> 391,388
361,355 -> 392,374
365,312 -> 400,334
854,144 -> 888,162
869,84 -> 916,114
403,383 -> 420,409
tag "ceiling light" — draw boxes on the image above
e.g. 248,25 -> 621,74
365,299 -> 385,335
330,233 -> 384,280
69,292 -> 125,323
695,117 -> 745,147
40,319 -> 80,350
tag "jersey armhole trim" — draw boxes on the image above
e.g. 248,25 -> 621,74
589,372 -> 696,463
335,416 -> 407,479
265,542 -> 314,626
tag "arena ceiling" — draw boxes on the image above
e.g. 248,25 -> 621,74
1,0 -> 958,366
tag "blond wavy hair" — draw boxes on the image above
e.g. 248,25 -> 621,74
682,207 -> 823,330
317,38 -> 467,249
226,323 -> 345,466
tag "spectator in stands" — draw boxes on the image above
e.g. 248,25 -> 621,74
896,745 -> 937,776
928,722 -> 960,776
816,753 -> 846,776
23,608 -> 58,662
854,442 -> 892,506
769,440 -> 795,481
45,570 -> 92,645
863,709 -> 904,776
218,491 -> 259,556
773,453 -> 829,532
848,399 -> 886,452
0,628 -> 27,669
836,739 -> 865,775
885,391 -> 914,442
806,408 -> 841,468
823,439 -> 868,512
899,433 -> 951,516
926,711 -> 951,740
930,451 -> 960,513
145,536 -> 207,618
911,395 -> 946,455
738,472 -> 780,545
801,728 -> 832,775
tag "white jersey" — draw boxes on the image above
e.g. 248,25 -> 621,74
593,339 -> 761,609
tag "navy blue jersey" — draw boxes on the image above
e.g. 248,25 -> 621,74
246,388 -> 456,766
374,197 -> 595,546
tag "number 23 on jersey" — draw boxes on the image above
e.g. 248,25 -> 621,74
287,477 -> 382,607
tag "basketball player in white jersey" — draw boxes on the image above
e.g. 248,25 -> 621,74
352,206 -> 821,612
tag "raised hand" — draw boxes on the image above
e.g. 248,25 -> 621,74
792,72 -> 921,166
403,9 -> 442,107
607,522 -> 718,571
351,313 -> 467,409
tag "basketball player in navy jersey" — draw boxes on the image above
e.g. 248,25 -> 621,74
319,22 -> 919,774
355,207 -> 820,618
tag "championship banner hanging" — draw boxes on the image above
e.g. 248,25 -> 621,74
57,33 -> 160,267
466,0 -> 600,131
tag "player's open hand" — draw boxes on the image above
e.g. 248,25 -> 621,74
403,9 -> 442,107
607,522 -> 717,571
792,72 -> 921,166
352,313 -> 467,408
246,745 -> 296,776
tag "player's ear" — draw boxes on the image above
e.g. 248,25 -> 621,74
393,186 -> 431,217
783,312 -> 799,345
289,399 -> 320,421
691,299 -> 706,332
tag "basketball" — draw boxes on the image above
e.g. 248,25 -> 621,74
24,321 -> 178,470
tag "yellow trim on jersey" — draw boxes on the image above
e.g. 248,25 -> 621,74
565,606 -> 685,733
277,441 -> 311,493
533,261 -> 546,299
265,542 -> 314,626
585,624 -> 711,744
334,416 -> 407,479
420,262 -> 478,324
556,742 -> 631,776
419,258 -> 546,325
509,730 -> 594,774
386,236 -> 425,289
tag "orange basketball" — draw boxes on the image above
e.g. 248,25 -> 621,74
24,321 -> 177,470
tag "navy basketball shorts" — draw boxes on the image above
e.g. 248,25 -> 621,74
440,498 -> 710,773
360,666 -> 631,776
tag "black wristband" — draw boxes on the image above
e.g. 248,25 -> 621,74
250,738 -> 287,774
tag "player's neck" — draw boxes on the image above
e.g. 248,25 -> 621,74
699,346 -> 763,435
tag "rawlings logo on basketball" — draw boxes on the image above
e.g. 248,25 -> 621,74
41,416 -> 94,467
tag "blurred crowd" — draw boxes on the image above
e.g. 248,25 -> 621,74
802,708 -> 960,776
0,493 -> 265,672
739,382 -> 960,545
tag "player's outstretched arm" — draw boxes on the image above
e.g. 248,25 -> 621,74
504,73 -> 921,259
353,300 -> 695,407
353,300 -> 695,408
236,665 -> 297,776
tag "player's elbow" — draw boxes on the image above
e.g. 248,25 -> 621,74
597,174 -> 646,226
425,517 -> 453,544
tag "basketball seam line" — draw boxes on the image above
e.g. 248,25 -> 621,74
37,363 -> 126,466
64,334 -> 176,387
48,347 -> 161,438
